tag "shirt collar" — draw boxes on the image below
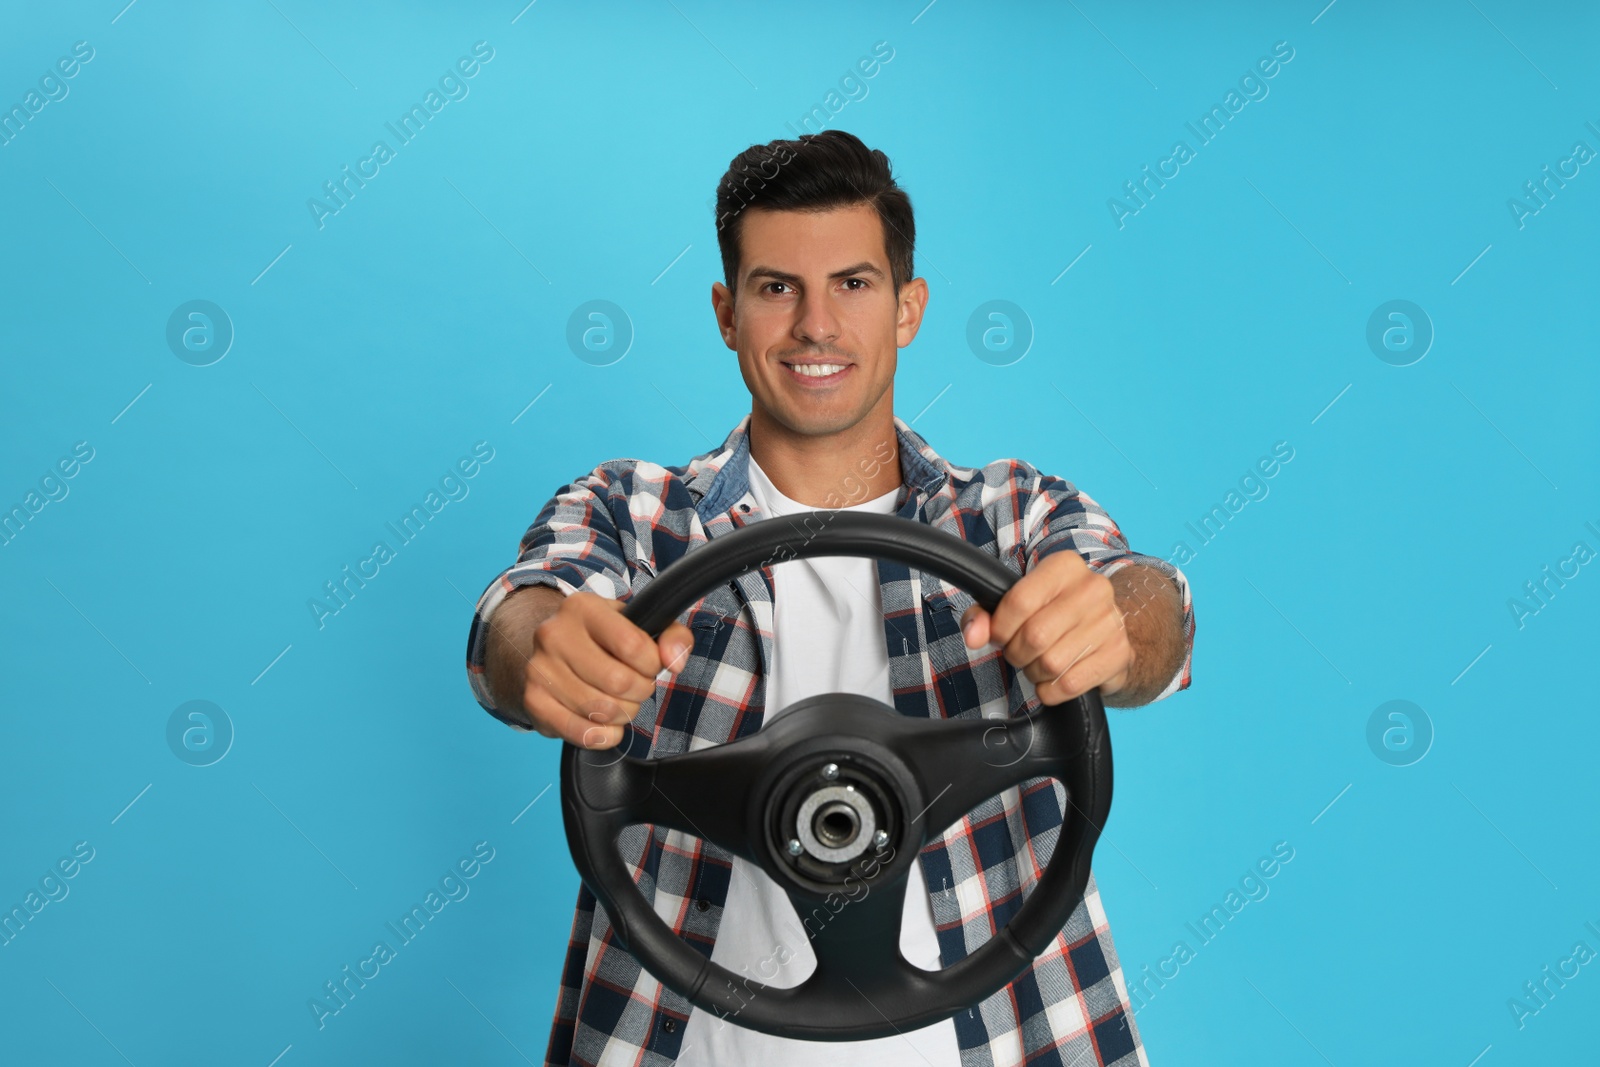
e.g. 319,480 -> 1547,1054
691,412 -> 951,525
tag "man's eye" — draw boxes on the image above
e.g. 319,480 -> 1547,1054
765,282 -> 792,295
843,278 -> 867,290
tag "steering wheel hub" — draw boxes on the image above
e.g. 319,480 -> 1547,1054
796,784 -> 872,861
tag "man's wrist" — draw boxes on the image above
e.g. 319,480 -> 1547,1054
1105,563 -> 1182,707
483,582 -> 565,724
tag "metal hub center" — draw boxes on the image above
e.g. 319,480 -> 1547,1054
794,783 -> 878,863
814,801 -> 860,847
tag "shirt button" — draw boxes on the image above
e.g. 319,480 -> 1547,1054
663,1018 -> 678,1034
739,503 -> 750,512
696,898 -> 711,912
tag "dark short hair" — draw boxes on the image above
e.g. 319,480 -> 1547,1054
714,130 -> 915,296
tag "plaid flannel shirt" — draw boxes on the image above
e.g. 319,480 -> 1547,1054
465,412 -> 1194,1067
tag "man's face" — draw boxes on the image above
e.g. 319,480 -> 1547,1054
712,203 -> 927,439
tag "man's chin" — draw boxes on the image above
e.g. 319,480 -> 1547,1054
761,403 -> 860,440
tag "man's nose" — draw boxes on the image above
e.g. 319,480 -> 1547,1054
793,292 -> 842,346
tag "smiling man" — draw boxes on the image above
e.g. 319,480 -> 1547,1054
465,130 -> 1194,1067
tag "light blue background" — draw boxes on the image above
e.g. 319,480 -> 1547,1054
2,1 -> 1596,1064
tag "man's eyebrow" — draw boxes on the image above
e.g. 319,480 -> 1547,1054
744,261 -> 886,286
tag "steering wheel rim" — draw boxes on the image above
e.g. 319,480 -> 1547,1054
560,510 -> 1113,1041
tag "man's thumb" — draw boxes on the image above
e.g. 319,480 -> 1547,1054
961,607 -> 990,649
657,629 -> 693,677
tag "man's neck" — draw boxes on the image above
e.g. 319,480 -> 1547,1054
746,407 -> 902,509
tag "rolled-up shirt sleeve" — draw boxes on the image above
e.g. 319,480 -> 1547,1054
1020,467 -> 1194,702
464,466 -> 634,724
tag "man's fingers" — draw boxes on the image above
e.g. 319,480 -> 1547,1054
1035,641 -> 1125,705
574,711 -> 625,750
528,650 -> 640,726
1003,591 -> 1093,672
516,591 -> 683,746
579,724 -> 624,749
524,683 -> 624,748
565,644 -> 656,709
987,553 -> 1087,646
1028,613 -> 1131,703
583,597 -> 667,680
1023,608 -> 1125,688
1036,638 -> 1097,698
542,609 -> 658,707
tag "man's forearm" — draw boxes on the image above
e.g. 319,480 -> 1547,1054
482,584 -> 566,723
1106,563 -> 1186,707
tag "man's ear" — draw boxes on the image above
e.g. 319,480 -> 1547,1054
895,276 -> 929,349
711,281 -> 737,350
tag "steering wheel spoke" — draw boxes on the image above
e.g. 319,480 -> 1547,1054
898,708 -> 1082,841
578,743 -> 766,865
794,865 -> 913,989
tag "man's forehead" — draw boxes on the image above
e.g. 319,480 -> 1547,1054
739,204 -> 887,272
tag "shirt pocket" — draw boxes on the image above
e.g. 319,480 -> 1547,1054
627,554 -> 657,598
921,579 -> 979,674
682,582 -> 741,632
922,578 -> 1014,720
671,586 -> 744,685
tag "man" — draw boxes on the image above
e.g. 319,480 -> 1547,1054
465,130 -> 1194,1067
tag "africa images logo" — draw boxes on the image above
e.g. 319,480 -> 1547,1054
306,42 -> 495,230
1107,40 -> 1295,229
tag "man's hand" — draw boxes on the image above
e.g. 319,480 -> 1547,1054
960,551 -> 1131,706
520,591 -> 694,749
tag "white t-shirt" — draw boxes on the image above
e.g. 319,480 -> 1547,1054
676,457 -> 963,1067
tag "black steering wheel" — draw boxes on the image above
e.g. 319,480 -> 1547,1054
559,510 -> 1113,1041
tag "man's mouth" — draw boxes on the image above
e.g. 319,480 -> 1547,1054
781,361 -> 852,384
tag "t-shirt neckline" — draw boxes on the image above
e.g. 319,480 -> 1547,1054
746,455 -> 901,517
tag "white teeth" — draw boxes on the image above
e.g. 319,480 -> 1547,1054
790,363 -> 846,378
